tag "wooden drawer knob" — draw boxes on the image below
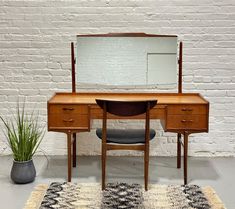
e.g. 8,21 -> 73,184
63,119 -> 74,122
63,107 -> 74,111
181,108 -> 193,112
181,119 -> 193,123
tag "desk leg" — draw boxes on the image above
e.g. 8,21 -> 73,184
183,132 -> 189,185
177,133 -> 181,169
72,133 -> 76,167
67,131 -> 72,182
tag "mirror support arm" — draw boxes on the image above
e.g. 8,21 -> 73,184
71,42 -> 77,168
71,42 -> 76,93
178,41 -> 183,93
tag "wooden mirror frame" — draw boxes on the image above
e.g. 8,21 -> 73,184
71,33 -> 183,94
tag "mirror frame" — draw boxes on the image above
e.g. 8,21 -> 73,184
71,33 -> 183,93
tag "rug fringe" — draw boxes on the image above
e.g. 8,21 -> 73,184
23,184 -> 48,209
203,186 -> 227,209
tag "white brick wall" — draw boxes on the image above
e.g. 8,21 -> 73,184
0,0 -> 235,157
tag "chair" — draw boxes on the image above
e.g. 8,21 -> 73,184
95,99 -> 157,191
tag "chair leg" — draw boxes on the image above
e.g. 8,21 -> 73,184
144,145 -> 149,191
102,145 -> 106,190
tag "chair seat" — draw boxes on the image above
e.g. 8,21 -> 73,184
96,128 -> 156,144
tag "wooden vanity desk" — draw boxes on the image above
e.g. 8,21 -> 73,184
48,92 -> 209,184
47,33 -> 210,184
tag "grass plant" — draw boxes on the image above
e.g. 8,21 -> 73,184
0,103 -> 44,161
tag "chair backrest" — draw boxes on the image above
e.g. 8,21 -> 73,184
96,99 -> 157,117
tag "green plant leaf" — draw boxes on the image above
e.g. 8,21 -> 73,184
0,101 -> 44,161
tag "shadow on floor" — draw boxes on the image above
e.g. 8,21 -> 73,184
40,156 -> 219,184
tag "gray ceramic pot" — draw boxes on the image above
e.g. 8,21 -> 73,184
11,159 -> 36,184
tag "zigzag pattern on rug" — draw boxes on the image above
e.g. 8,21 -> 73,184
24,182 -> 226,209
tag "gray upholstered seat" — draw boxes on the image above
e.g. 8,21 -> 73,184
96,128 -> 156,144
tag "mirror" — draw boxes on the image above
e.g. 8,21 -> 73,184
76,35 -> 178,88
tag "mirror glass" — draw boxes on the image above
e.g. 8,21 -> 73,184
76,36 -> 178,88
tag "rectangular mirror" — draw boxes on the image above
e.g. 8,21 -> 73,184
76,34 -> 178,88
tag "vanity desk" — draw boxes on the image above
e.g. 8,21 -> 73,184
47,33 -> 209,184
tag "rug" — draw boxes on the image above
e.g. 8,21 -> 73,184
24,182 -> 226,209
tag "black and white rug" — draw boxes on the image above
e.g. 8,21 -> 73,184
24,182 -> 226,209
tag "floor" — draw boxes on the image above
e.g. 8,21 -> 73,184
0,156 -> 234,209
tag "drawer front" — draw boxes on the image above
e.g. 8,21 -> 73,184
48,114 -> 89,130
166,115 -> 207,130
49,104 -> 88,115
167,105 -> 207,115
89,105 -> 166,119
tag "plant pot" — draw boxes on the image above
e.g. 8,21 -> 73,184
11,159 -> 36,184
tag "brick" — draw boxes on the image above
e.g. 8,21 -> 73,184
0,0 -> 234,157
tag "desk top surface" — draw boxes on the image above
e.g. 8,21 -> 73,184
48,92 -> 208,105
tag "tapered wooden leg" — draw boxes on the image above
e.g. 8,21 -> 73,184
177,133 -> 181,169
183,132 -> 189,185
102,144 -> 106,190
67,131 -> 72,182
72,133 -> 76,167
144,144 -> 149,191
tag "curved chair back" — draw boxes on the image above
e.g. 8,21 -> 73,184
96,99 -> 157,116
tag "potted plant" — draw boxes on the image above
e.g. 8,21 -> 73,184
0,102 -> 44,184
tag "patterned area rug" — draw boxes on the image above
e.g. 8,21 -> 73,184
24,182 -> 226,209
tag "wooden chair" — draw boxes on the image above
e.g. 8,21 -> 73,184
95,99 -> 157,191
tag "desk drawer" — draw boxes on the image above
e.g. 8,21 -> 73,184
90,105 -> 166,119
167,105 -> 207,115
166,115 -> 207,130
48,114 -> 89,130
49,105 -> 88,115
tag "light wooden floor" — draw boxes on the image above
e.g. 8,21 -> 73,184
0,156 -> 234,209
